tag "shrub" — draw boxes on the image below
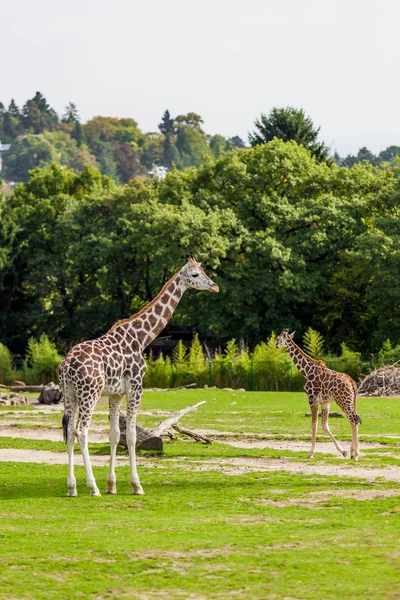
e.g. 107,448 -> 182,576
0,342 -> 13,384
324,343 -> 362,382
377,339 -> 400,366
303,328 -> 324,360
25,334 -> 63,384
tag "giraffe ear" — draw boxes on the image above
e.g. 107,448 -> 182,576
289,331 -> 295,339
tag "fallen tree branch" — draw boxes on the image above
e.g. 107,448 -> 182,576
118,400 -> 208,450
172,423 -> 212,444
152,401 -> 206,437
0,384 -> 46,393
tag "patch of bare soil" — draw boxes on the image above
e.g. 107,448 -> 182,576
248,488 -> 400,509
0,426 -> 108,443
221,439 -> 383,455
2,448 -> 400,484
0,448 -> 128,466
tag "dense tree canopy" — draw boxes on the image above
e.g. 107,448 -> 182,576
0,140 -> 399,359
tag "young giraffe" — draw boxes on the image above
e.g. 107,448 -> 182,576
59,255 -> 218,497
276,329 -> 361,460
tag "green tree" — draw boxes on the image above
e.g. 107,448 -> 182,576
176,126 -> 212,168
209,134 -> 231,158
25,334 -> 63,382
158,110 -> 175,136
175,113 -> 204,133
249,106 -> 330,162
189,334 -> 205,371
303,328 -> 324,360
71,121 -> 85,147
88,139 -> 120,182
3,134 -> 59,182
379,146 -> 400,163
22,92 -> 58,133
172,339 -> 188,366
62,102 -> 80,124
229,136 -> 246,149
0,342 -> 13,384
8,99 -> 20,118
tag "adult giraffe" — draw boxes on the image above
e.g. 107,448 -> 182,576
60,255 -> 219,497
276,329 -> 361,460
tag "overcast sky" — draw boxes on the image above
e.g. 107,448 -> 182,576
2,0 -> 399,155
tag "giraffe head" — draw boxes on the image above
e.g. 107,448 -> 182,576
181,254 -> 219,293
276,329 -> 295,349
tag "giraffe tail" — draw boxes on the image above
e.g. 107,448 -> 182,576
62,413 -> 69,444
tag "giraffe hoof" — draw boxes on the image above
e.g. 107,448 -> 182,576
67,488 -> 77,497
90,489 -> 101,497
307,454 -> 314,459
105,488 -> 117,495
342,451 -> 348,458
132,486 -> 145,496
351,455 -> 359,461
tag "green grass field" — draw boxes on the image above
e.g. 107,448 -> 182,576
1,390 -> 400,599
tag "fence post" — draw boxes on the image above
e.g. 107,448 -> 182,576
250,360 -> 255,391
171,362 -> 175,389
208,360 -> 212,387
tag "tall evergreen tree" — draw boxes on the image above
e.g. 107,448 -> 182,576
62,102 -> 80,124
249,106 -> 330,162
71,121 -> 85,147
8,99 -> 20,118
229,136 -> 246,149
158,110 -> 175,136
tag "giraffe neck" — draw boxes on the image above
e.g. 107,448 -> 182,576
285,337 -> 320,377
109,272 -> 186,351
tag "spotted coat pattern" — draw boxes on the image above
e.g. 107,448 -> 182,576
59,256 -> 219,497
276,330 -> 361,460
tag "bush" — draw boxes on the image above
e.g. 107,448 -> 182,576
324,343 -> 362,382
252,333 -> 304,391
25,334 -> 63,384
0,342 -> 13,384
377,339 -> 400,366
213,339 -> 251,388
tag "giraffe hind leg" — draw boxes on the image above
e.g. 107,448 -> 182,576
63,384 -> 78,497
76,393 -> 101,497
308,399 -> 319,459
321,404 -> 347,458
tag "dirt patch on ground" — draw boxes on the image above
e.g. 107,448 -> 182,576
221,439 -> 383,455
247,488 -> 400,509
0,426 -> 108,443
2,448 -> 400,483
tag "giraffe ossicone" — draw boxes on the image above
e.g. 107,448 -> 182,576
59,255 -> 218,497
276,329 -> 361,460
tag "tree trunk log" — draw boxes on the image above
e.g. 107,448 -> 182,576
118,416 -> 163,451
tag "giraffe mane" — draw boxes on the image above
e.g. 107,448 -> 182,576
107,272 -> 179,333
289,338 -> 326,367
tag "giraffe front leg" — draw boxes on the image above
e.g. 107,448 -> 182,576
321,404 -> 347,458
106,395 -> 123,494
126,386 -> 144,495
308,398 -> 318,459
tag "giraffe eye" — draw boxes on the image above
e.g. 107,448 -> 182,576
192,273 -> 199,278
